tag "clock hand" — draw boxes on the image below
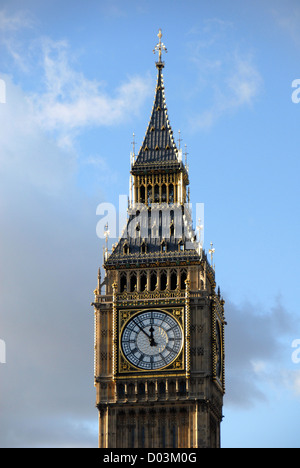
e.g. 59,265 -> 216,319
133,320 -> 152,340
149,326 -> 158,347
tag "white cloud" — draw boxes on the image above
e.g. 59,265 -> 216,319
0,9 -> 35,72
29,39 -> 152,142
0,9 -> 34,32
291,371 -> 300,396
281,370 -> 300,398
251,360 -> 268,374
0,74 -> 76,195
191,54 -> 262,130
227,57 -> 262,106
187,20 -> 263,130
0,12 -> 152,148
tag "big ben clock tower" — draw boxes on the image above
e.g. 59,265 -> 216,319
92,30 -> 225,449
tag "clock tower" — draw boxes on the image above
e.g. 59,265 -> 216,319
92,30 -> 225,449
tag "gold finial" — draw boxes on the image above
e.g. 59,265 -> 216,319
197,218 -> 204,251
131,132 -> 135,155
98,267 -> 101,289
103,223 -> 110,262
209,242 -> 216,270
153,28 -> 167,67
184,144 -> 188,165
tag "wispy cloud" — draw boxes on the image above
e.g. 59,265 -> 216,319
0,9 -> 35,71
0,9 -> 34,32
0,75 -> 77,195
191,55 -> 262,130
187,20 -> 263,130
271,3 -> 300,47
0,37 -> 151,195
0,11 -> 152,148
99,0 -> 128,18
27,38 -> 152,146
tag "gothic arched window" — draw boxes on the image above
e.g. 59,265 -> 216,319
147,185 -> 152,205
117,383 -> 125,399
154,184 -> 160,203
150,272 -> 157,291
140,272 -> 147,291
120,273 -> 127,293
169,184 -> 174,203
158,382 -> 166,395
170,271 -> 177,290
160,271 -> 167,290
140,185 -> 145,204
180,270 -> 187,290
179,380 -> 186,396
148,382 -> 155,397
130,273 -> 137,292
161,184 -> 167,202
138,383 -> 145,396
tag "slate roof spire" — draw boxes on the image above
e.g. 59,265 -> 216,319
132,29 -> 180,170
104,31 -> 198,268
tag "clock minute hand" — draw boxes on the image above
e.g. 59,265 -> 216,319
133,320 -> 151,340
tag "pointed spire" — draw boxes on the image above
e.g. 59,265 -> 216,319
133,30 -> 179,169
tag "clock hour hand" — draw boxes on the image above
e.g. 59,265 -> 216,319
149,326 -> 157,347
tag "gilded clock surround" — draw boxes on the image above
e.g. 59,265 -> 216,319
118,306 -> 186,376
92,31 -> 225,449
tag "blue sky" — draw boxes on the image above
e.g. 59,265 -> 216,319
0,0 -> 300,448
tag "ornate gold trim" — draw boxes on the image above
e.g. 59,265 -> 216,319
112,282 -> 118,380
185,279 -> 191,379
211,294 -> 225,393
117,306 -> 185,376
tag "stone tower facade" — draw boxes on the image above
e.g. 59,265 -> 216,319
92,31 -> 225,449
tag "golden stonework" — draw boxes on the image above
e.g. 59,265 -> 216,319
93,30 -> 225,449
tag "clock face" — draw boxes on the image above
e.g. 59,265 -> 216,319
121,310 -> 183,371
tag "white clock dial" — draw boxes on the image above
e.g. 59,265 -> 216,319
121,310 -> 183,370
